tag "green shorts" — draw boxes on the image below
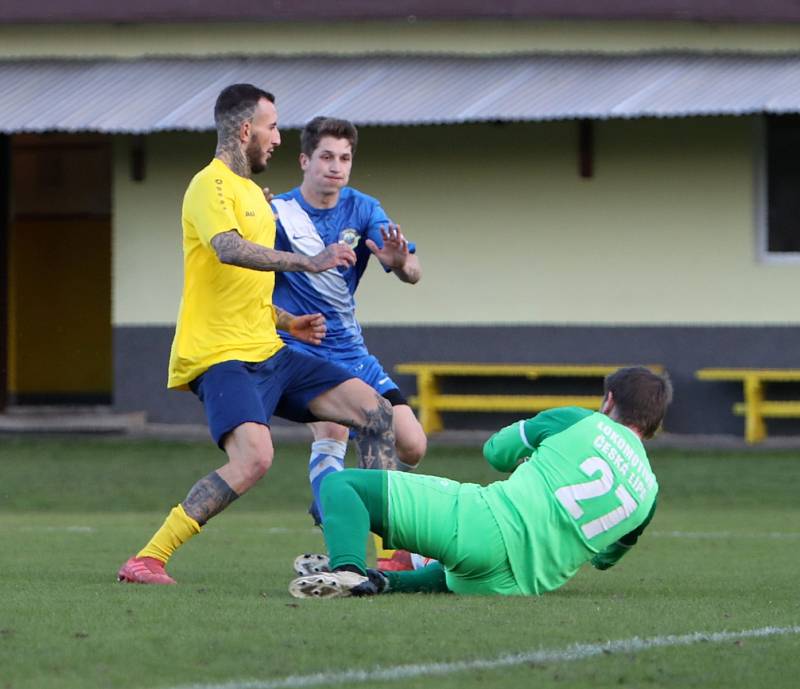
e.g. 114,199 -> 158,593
385,472 -> 522,596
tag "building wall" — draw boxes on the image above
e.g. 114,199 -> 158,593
8,16 -> 799,433
4,20 -> 800,58
113,323 -> 800,435
112,115 -> 800,435
114,117 -> 796,328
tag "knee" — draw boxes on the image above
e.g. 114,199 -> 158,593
397,432 -> 427,468
240,446 -> 273,484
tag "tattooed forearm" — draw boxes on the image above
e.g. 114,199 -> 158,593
354,395 -> 398,470
182,471 -> 240,525
273,305 -> 295,331
211,231 -> 313,272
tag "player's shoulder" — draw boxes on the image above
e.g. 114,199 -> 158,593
340,186 -> 382,208
524,406 -> 594,442
273,187 -> 301,203
271,189 -> 310,235
186,160 -> 216,187
540,406 -> 595,425
183,162 -> 220,213
186,159 -> 241,196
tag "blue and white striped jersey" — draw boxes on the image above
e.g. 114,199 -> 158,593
272,186 -> 391,358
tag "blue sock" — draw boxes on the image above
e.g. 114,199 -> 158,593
308,439 -> 347,523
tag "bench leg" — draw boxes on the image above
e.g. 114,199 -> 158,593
743,376 -> 766,444
417,371 -> 443,434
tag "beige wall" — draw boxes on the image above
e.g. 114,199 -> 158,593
112,116 -> 799,327
113,131 -> 309,326
4,20 -> 800,58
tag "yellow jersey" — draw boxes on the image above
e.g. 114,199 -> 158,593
168,158 -> 284,390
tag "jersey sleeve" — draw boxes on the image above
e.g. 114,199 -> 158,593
482,420 -> 535,472
363,200 -> 392,246
363,198 -> 424,273
184,171 -> 239,247
482,407 -> 592,473
591,498 -> 658,570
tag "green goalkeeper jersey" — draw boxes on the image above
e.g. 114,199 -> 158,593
481,407 -> 658,595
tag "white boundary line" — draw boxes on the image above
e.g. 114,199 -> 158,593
168,625 -> 800,689
651,530 -> 800,540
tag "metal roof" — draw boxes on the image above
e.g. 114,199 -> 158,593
5,0 -> 800,24
4,53 -> 800,134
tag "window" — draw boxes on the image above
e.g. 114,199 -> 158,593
761,115 -> 800,260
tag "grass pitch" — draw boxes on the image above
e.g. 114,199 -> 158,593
0,436 -> 799,689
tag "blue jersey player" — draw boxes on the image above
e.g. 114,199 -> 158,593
272,117 -> 427,569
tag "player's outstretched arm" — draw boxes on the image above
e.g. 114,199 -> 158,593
273,305 -> 326,345
365,224 -> 421,284
211,230 -> 356,273
483,408 -> 593,472
482,421 -> 533,472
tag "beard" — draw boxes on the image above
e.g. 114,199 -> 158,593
246,138 -> 267,174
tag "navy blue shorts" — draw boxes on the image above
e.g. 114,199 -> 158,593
190,347 -> 353,448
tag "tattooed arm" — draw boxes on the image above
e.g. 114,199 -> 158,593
211,229 -> 356,273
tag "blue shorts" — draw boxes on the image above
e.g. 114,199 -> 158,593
189,347 -> 352,448
336,354 -> 400,398
282,338 -> 403,401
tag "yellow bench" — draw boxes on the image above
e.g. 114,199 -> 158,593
696,368 -> 800,444
395,362 -> 663,434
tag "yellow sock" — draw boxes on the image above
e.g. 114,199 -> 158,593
137,504 -> 201,564
373,533 -> 395,560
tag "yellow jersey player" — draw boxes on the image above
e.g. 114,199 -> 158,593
118,84 -> 402,585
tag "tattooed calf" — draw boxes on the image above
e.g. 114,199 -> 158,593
353,394 -> 398,470
182,471 -> 240,525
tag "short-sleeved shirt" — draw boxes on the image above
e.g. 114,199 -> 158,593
482,409 -> 659,595
271,186 -> 391,360
168,158 -> 284,389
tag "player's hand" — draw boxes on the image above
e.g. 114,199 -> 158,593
365,224 -> 409,270
288,313 -> 326,345
309,243 -> 356,272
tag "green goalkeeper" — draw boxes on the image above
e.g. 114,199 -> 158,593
289,366 -> 672,598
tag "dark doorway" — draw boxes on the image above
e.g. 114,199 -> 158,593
0,135 -> 10,411
6,134 -> 112,405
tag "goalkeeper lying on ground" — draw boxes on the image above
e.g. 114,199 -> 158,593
289,366 -> 672,598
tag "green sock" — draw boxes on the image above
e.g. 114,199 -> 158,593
320,469 -> 388,574
384,561 -> 450,593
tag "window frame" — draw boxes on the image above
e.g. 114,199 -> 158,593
755,115 -> 800,264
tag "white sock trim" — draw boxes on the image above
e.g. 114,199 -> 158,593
310,439 -> 347,459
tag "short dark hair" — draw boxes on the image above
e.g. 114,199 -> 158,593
214,83 -> 275,132
300,116 -> 358,157
603,366 -> 673,439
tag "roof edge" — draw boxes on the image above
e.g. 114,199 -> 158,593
4,1 -> 800,25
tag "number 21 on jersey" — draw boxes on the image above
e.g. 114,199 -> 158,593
554,457 -> 638,539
